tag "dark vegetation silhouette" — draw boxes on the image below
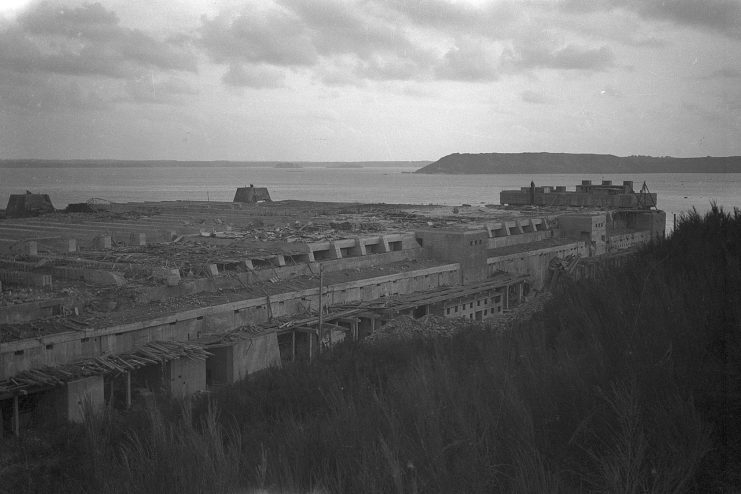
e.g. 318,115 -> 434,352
1,205 -> 740,493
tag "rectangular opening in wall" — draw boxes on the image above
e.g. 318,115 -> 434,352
197,316 -> 204,320
388,241 -> 402,251
252,258 -> 273,269
170,321 -> 177,325
81,337 -> 90,342
366,242 -> 384,254
234,309 -> 240,314
340,247 -> 352,257
313,249 -> 332,261
14,349 -> 24,355
416,238 -> 424,247
493,227 -> 507,238
45,344 -> 54,350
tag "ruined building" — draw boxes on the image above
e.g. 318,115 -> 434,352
0,182 -> 664,434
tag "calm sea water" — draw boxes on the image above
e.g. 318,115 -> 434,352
1,164 -> 739,232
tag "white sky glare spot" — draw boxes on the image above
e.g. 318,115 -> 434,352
0,0 -> 739,160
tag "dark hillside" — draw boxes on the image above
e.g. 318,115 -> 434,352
416,152 -> 741,174
2,206 -> 741,493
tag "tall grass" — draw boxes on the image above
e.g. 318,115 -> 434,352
2,205 -> 740,493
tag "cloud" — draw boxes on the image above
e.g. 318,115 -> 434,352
559,0 -> 741,39
379,0 -> 520,37
222,63 -> 285,88
521,90 -> 551,104
599,85 -> 622,98
199,0 -> 435,84
507,42 -> 615,71
0,1 -> 199,113
10,1 -> 197,76
708,67 -> 741,79
124,76 -> 199,104
200,8 -> 317,66
197,1 -> 625,88
0,71 -> 109,111
631,0 -> 741,39
19,1 -> 118,39
435,40 -> 500,81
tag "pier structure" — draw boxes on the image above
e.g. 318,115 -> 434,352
0,184 -> 664,434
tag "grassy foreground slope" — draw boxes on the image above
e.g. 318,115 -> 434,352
2,207 -> 740,493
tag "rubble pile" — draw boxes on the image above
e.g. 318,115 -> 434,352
365,292 -> 552,343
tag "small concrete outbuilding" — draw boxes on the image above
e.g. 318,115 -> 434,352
5,191 -> 55,218
233,185 -> 272,203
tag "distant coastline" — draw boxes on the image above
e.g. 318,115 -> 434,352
0,159 -> 430,169
415,152 -> 741,174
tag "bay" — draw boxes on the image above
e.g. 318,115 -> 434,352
1,164 -> 739,233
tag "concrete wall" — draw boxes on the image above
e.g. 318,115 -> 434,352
39,375 -> 105,423
417,230 -> 489,284
1,263 -> 460,380
488,230 -> 553,249
139,248 -> 422,303
443,290 -> 505,320
608,231 -> 652,252
500,189 -> 657,208
167,358 -> 206,398
231,333 -> 281,381
558,214 -> 607,256
488,241 -> 587,289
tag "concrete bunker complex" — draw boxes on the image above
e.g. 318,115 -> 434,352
0,181 -> 665,434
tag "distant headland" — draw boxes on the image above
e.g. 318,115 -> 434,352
415,152 -> 741,174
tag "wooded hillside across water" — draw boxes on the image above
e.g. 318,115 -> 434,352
416,152 -> 741,174
2,206 -> 740,493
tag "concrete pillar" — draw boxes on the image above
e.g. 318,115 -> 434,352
66,375 -> 104,423
63,239 -> 77,253
330,243 -> 343,259
350,238 -> 367,256
243,259 -> 255,270
12,395 -> 19,436
167,358 -> 206,398
272,255 -> 286,267
379,236 -> 391,253
24,241 -> 38,256
125,371 -> 132,409
517,282 -> 523,303
204,264 -> 219,276
95,235 -> 112,250
130,233 -> 146,246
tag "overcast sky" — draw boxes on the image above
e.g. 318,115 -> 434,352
0,0 -> 739,161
